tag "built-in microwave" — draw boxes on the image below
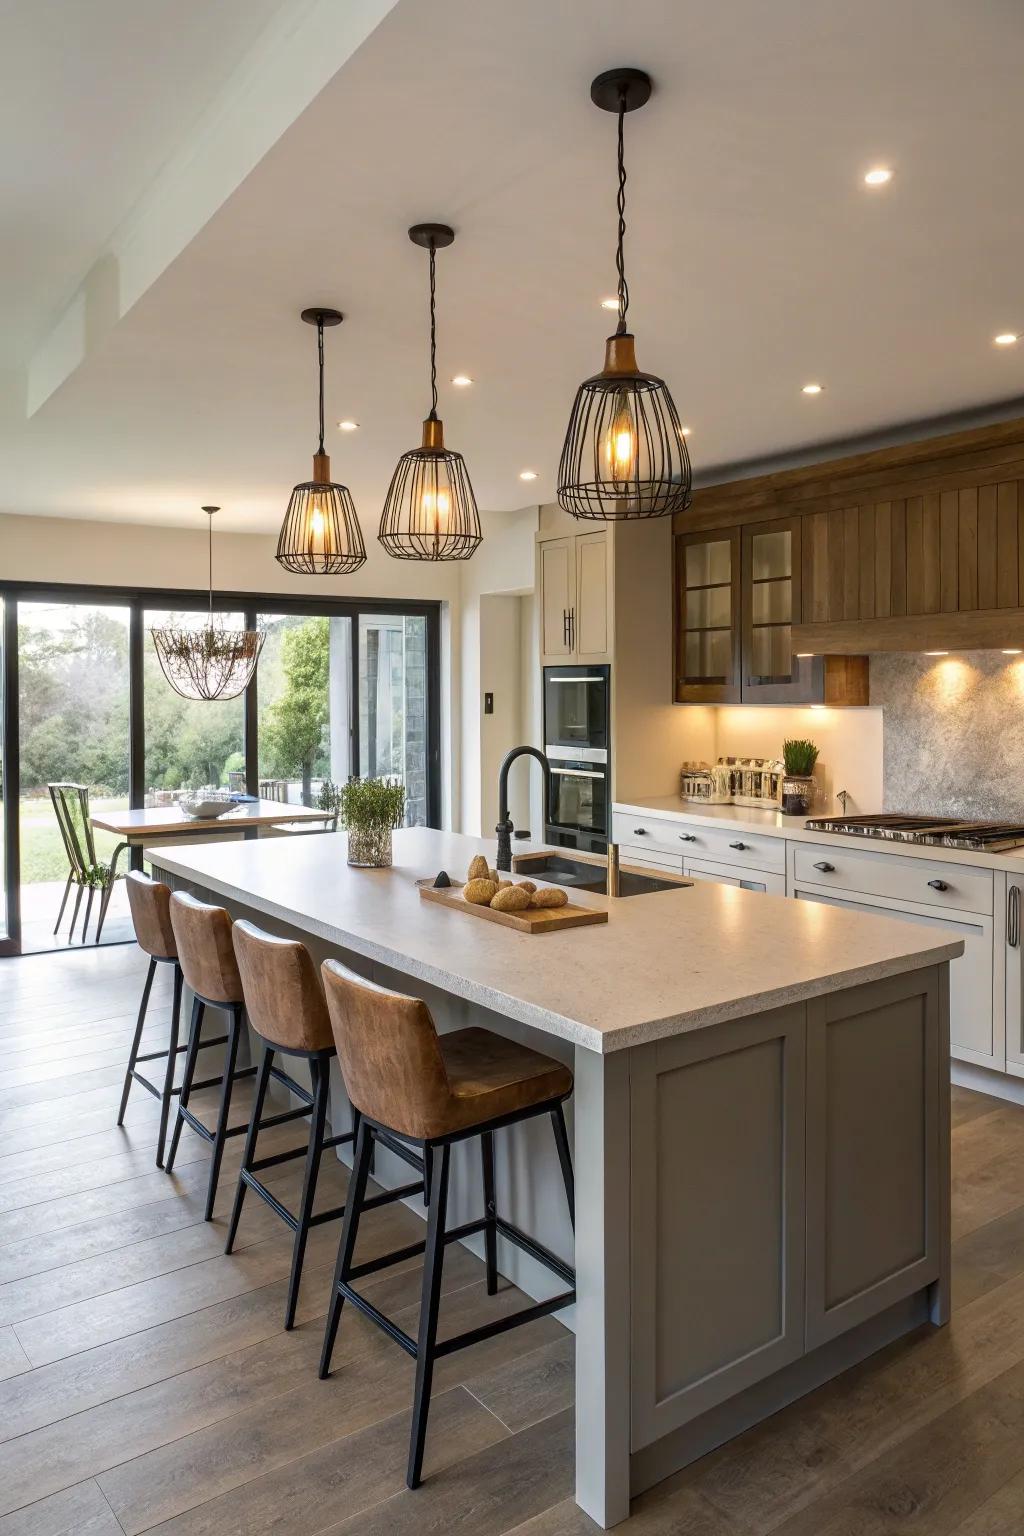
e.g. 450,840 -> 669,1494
543,664 -> 610,754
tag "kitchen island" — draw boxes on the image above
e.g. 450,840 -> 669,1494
148,827 -> 962,1529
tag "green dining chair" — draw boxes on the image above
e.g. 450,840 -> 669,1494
48,783 -> 123,944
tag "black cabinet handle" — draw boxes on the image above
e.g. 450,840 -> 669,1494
678,833 -> 696,842
569,608 -> 576,650
813,861 -> 835,873
927,879 -> 949,892
562,610 -> 569,647
633,827 -> 648,836
729,841 -> 748,850
1010,885 -> 1020,949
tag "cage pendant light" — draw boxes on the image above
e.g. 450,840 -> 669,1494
151,508 -> 265,701
557,69 -> 692,522
379,224 -> 482,561
276,308 -> 367,575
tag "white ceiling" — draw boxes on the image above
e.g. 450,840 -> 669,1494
3,0 -> 1024,533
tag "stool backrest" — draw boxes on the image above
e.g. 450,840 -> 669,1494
232,921 -> 333,1053
126,871 -> 176,961
169,892 -> 242,1005
321,959 -> 452,1140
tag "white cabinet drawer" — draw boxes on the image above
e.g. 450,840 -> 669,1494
792,842 -> 993,916
685,857 -> 787,895
620,844 -> 684,875
613,813 -> 785,874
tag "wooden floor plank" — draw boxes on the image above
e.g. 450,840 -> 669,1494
0,1478 -> 124,1536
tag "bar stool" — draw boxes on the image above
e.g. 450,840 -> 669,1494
118,872 -> 184,1168
318,960 -> 576,1491
163,893 -> 257,1219
227,922 -> 425,1329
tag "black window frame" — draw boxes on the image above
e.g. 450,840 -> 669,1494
0,579 -> 442,956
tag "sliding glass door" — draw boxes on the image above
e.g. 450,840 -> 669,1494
17,600 -> 132,952
0,585 -> 440,956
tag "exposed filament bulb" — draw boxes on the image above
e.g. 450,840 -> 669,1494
604,392 -> 637,483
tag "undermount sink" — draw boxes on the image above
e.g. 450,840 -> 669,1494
512,852 -> 690,898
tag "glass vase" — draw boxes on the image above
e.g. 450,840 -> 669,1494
781,775 -> 815,816
346,824 -> 393,868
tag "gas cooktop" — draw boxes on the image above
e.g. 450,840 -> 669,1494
802,813 -> 1024,852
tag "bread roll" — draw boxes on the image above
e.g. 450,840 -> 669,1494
487,867 -> 499,884
464,878 -> 499,905
490,884 -> 531,912
529,887 -> 569,909
467,854 -> 490,882
517,880 -> 537,894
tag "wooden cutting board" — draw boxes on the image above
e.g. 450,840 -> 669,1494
417,879 -> 608,934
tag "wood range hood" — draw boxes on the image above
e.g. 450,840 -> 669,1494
684,414 -> 1024,659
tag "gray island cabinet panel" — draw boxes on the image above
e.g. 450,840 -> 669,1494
627,968 -> 946,1463
629,1006 -> 806,1449
805,968 -> 942,1347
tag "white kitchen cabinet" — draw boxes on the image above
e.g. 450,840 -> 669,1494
684,857 -> 786,895
790,881 -> 998,1069
999,872 -> 1024,1078
538,530 -> 611,665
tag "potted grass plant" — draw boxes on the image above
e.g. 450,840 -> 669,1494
781,739 -> 819,816
330,776 -> 407,867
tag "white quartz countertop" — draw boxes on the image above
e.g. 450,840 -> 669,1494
616,796 -> 1024,874
147,827 -> 961,1055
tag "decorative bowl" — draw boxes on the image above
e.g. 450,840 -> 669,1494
179,794 -> 234,820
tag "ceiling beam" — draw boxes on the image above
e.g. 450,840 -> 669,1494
26,0 -> 402,417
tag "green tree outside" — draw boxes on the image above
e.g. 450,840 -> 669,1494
260,617 -> 330,805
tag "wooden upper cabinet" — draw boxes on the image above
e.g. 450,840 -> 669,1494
795,479 -> 1024,650
675,529 -> 741,702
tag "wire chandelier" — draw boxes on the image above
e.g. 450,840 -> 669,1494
557,68 -> 692,522
277,307 -> 367,575
151,507 -> 265,701
379,224 -> 482,561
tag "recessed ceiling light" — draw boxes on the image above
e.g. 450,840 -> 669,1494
600,297 -> 619,311
802,383 -> 824,395
452,374 -> 473,387
337,419 -> 359,431
925,650 -> 948,657
995,333 -> 1019,347
519,470 -> 538,481
796,653 -> 815,658
864,166 -> 892,187
1003,648 -> 1023,655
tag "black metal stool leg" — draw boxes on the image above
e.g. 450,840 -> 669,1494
155,965 -> 184,1167
481,1131 -> 498,1295
204,1004 -> 243,1222
407,1141 -> 451,1490
118,957 -> 155,1127
551,1104 -> 575,1229
284,1056 -> 329,1330
165,996 -> 204,1173
225,1046 -> 274,1255
320,1120 -> 373,1379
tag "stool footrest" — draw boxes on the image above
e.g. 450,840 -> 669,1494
269,1065 -> 313,1105
495,1217 -> 575,1288
337,1283 -> 418,1359
346,1235 -> 427,1281
178,1106 -> 249,1145
374,1129 -> 425,1172
433,1290 -> 576,1359
250,1145 -> 308,1174
256,1103 -> 311,1131
135,1044 -> 189,1063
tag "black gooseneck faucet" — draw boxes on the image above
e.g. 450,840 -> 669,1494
495,746 -> 551,871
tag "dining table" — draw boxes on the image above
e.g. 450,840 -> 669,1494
89,798 -> 337,941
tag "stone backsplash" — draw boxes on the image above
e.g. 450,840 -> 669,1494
872,651 -> 1024,820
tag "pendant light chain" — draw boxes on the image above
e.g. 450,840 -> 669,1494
207,511 -> 213,620
615,91 -> 629,335
316,317 -> 326,455
428,240 -> 438,419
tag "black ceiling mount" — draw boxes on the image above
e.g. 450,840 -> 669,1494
408,223 -> 455,249
590,67 -> 652,113
300,308 -> 343,326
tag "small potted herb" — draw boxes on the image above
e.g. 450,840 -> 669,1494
781,739 -> 819,816
329,777 -> 406,867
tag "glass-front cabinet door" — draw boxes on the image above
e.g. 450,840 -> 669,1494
741,516 -> 812,703
674,529 -> 741,702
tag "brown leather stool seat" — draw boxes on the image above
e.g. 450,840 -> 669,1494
227,923 -> 424,1330
163,893 -> 257,1220
318,960 -> 575,1493
118,872 -> 186,1167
